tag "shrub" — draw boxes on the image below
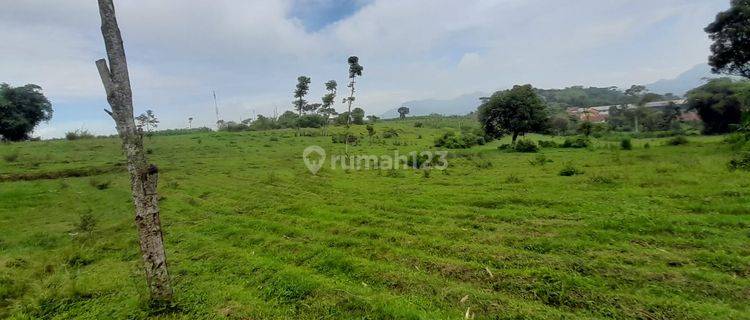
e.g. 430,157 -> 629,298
434,131 -> 483,149
644,142 -> 651,149
538,140 -> 558,148
728,152 -> 750,171
667,136 -> 689,146
561,136 -> 591,148
529,154 -> 552,166
414,122 -> 423,128
382,128 -> 399,138
559,163 -> 583,176
2,152 -> 19,163
620,138 -> 632,150
331,133 -> 359,145
65,129 -> 95,140
514,139 -> 538,152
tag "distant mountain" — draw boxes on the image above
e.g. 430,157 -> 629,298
646,64 -> 716,96
380,92 -> 487,119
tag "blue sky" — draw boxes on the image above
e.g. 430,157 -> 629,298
0,0 -> 729,138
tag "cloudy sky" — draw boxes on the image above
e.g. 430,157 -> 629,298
1,0 -> 728,138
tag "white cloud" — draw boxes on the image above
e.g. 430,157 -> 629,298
1,0 -> 729,138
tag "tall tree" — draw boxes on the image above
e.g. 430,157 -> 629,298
95,0 -> 172,303
478,84 -> 549,144
294,76 -> 311,115
320,80 -> 337,117
0,83 -> 53,141
344,56 -> 363,128
705,0 -> 750,79
397,106 -> 410,119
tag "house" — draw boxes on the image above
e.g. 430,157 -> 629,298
566,99 -> 689,123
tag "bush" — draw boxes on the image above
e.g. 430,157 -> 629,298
505,174 -> 522,183
666,136 -> 689,146
514,139 -> 538,153
529,154 -> 552,166
434,131 -> 483,149
413,122 -> 423,128
2,152 -> 19,163
65,129 -> 95,140
331,133 -> 359,145
538,140 -> 558,148
620,138 -> 632,150
644,142 -> 651,149
382,128 -> 399,138
561,136 -> 591,148
728,152 -> 750,171
559,163 -> 583,176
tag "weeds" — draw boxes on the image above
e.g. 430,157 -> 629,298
2,152 -> 19,162
559,163 -> 583,176
529,154 -> 552,166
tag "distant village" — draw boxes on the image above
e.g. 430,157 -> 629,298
566,99 -> 701,123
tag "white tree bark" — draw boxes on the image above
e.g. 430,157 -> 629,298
95,0 -> 173,303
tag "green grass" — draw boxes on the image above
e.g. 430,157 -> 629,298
1,119 -> 749,319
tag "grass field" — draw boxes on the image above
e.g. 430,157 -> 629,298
1,118 -> 749,319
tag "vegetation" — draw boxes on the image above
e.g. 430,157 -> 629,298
478,84 -> 549,144
705,0 -> 750,79
0,83 -> 53,141
397,106 -> 410,119
65,129 -> 96,141
687,78 -> 749,134
2,119 -> 746,319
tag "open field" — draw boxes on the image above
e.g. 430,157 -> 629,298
1,118 -> 749,319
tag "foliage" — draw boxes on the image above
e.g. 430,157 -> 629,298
537,140 -> 558,148
620,138 -> 632,150
705,0 -> 750,79
0,83 -> 53,141
413,122 -> 423,128
2,152 -> 19,163
687,78 -> 749,134
434,131 -> 484,149
577,121 -> 593,136
135,110 -> 159,132
478,84 -> 549,143
218,121 -> 249,132
65,129 -> 95,140
728,152 -> 750,171
667,136 -> 689,146
366,115 -> 379,123
561,136 -> 591,148
294,76 -> 311,115
529,154 -> 553,166
331,133 -> 359,145
513,139 -> 539,153
381,128 -> 399,138
397,106 -> 410,119
296,114 -> 327,129
559,163 -> 584,176
351,108 -> 365,125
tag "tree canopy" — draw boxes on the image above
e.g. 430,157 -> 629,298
687,78 -> 749,134
705,0 -> 750,79
478,84 -> 549,143
0,83 -> 53,141
397,106 -> 410,119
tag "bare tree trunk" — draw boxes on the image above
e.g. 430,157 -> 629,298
95,0 -> 173,303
